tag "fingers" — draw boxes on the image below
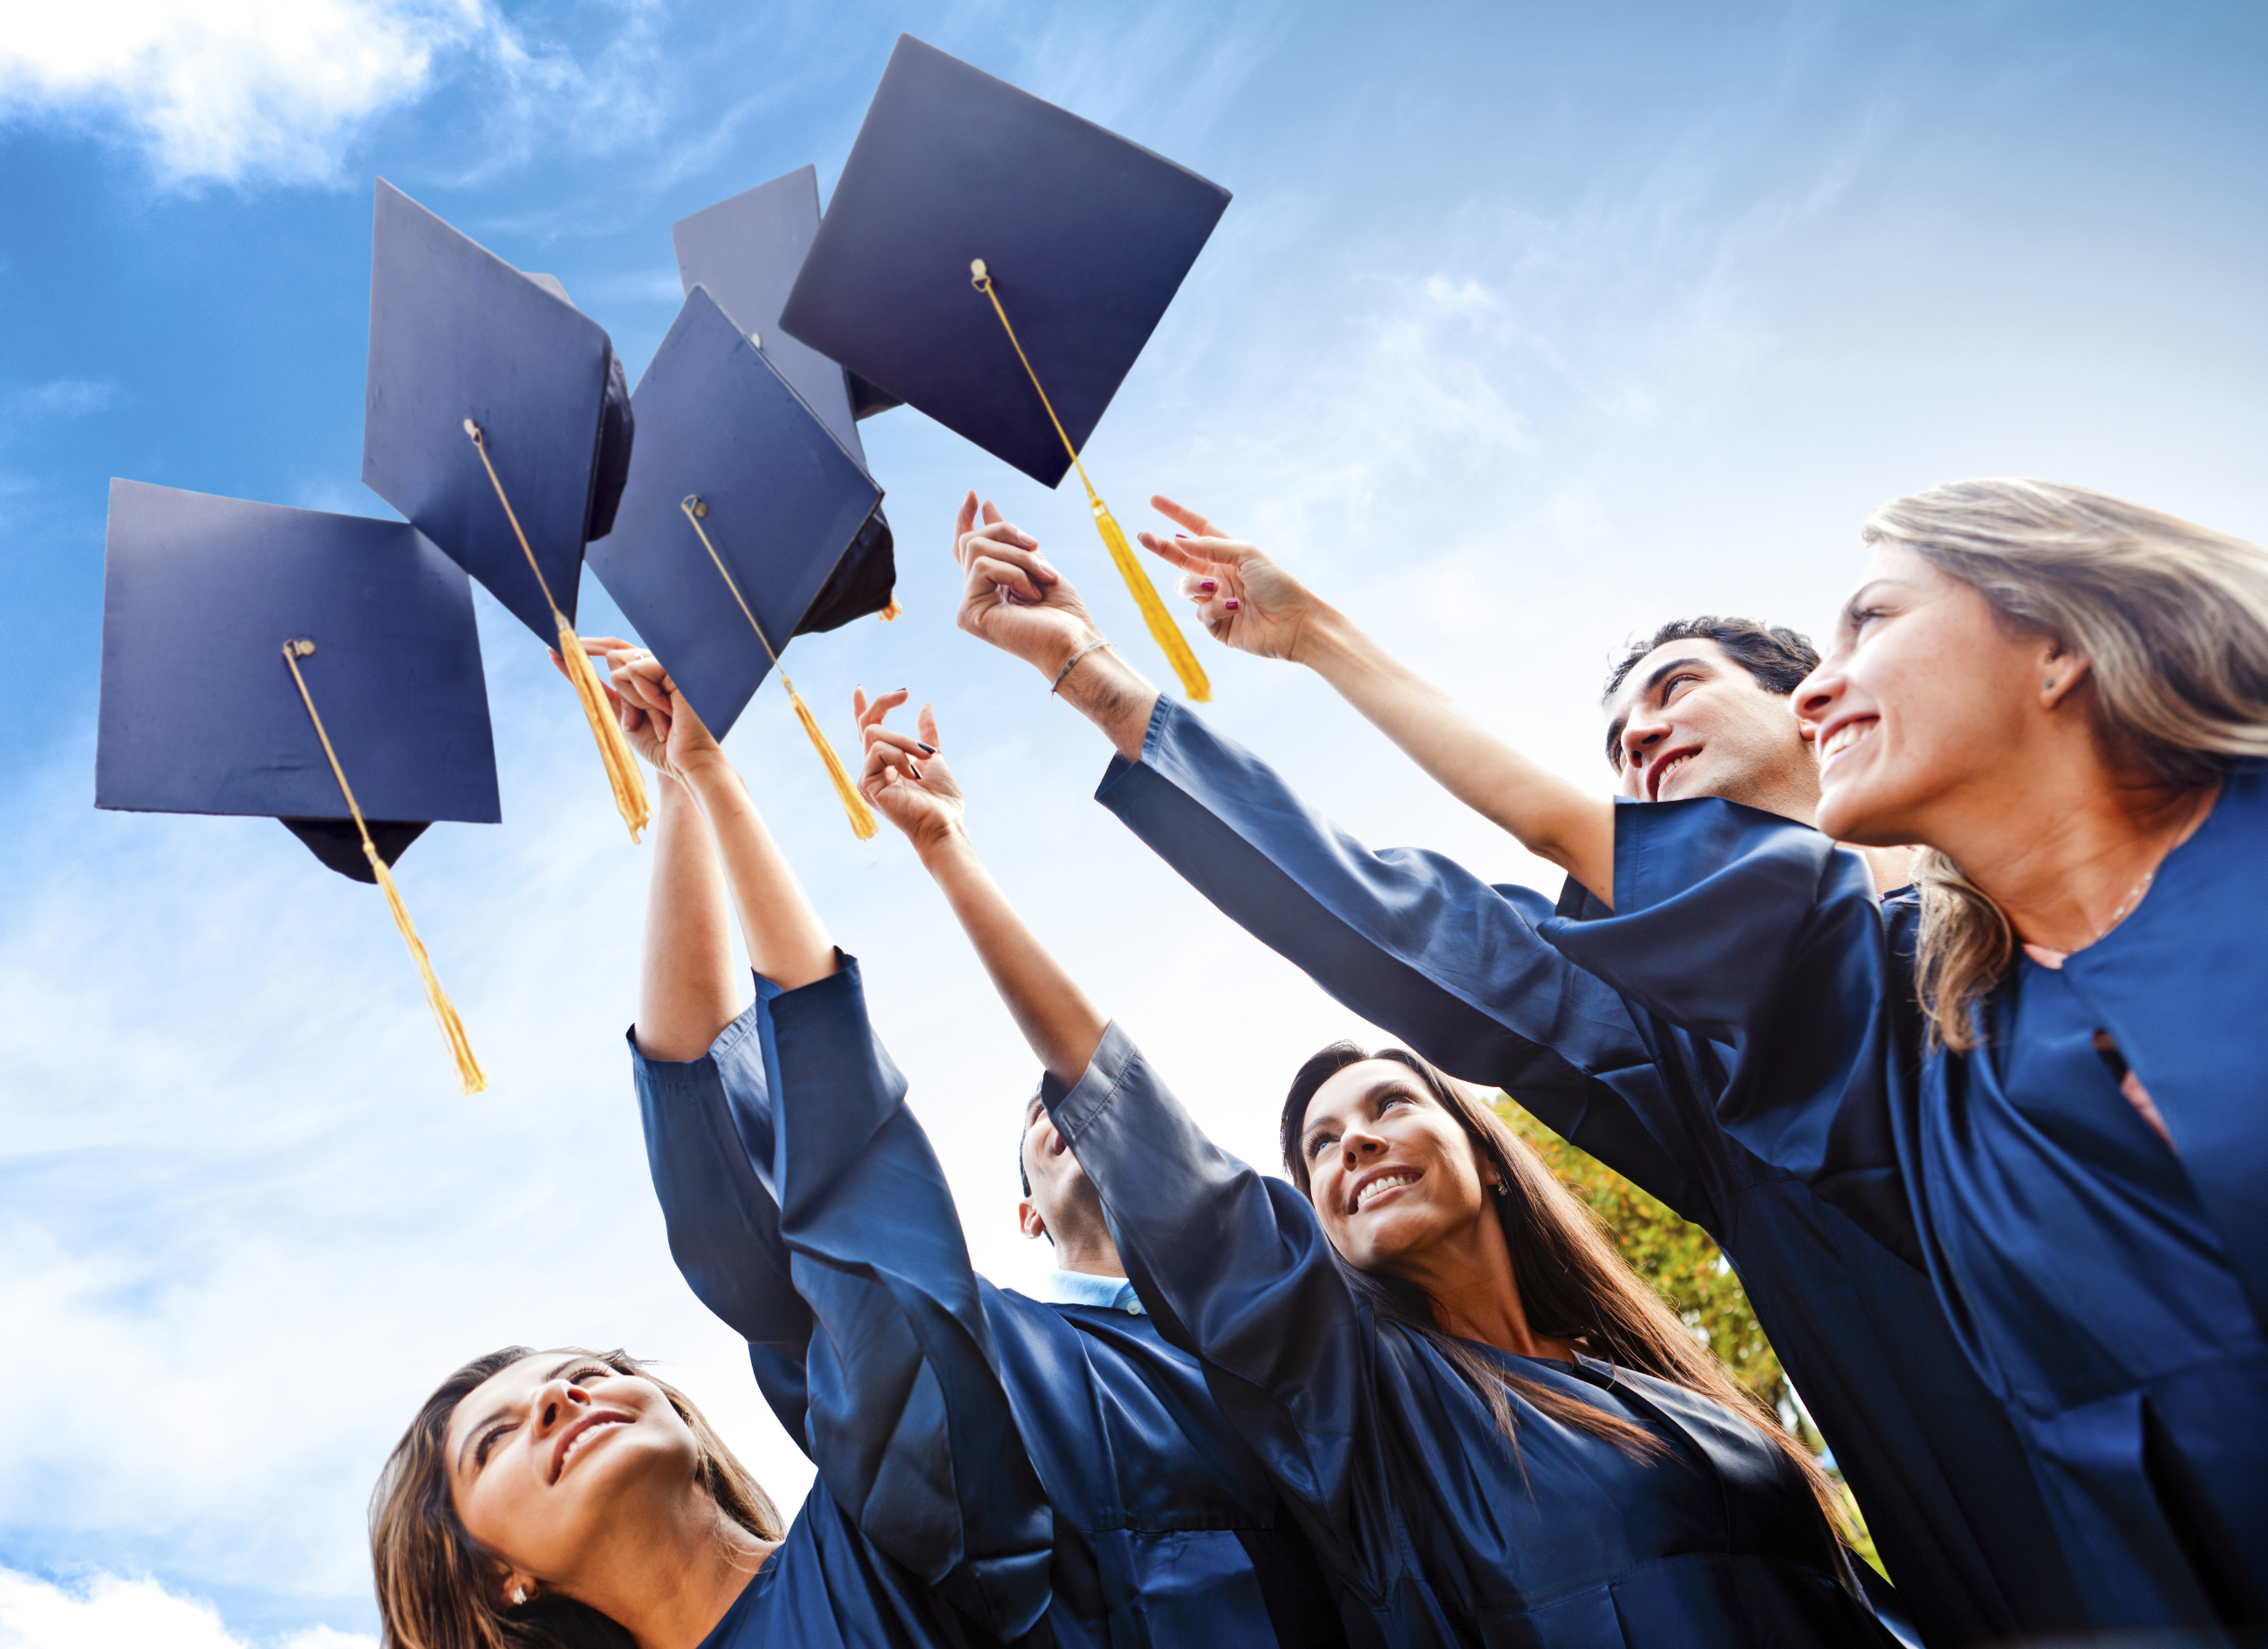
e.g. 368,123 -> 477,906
1135,531 -> 1211,573
855,686 -> 911,731
981,499 -> 1003,527
967,548 -> 1052,606
861,722 -> 927,763
1151,495 -> 1221,537
952,490 -> 978,565
917,701 -> 939,750
860,731 -> 924,788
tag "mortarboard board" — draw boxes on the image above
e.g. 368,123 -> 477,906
96,478 -> 490,1091
589,285 -> 885,838
361,178 -> 650,841
777,35 -> 1230,701
671,166 -> 899,635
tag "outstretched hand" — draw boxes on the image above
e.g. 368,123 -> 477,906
1136,496 -> 1323,664
554,638 -> 722,786
952,489 -> 1105,676
855,688 -> 964,854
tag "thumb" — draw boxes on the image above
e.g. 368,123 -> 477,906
918,701 -> 940,748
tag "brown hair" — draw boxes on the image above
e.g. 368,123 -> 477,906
1601,617 -> 1821,770
369,1346 -> 783,1649
1282,1044 -> 1845,1536
1861,479 -> 2268,1049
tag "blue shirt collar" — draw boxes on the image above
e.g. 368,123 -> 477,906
1038,1269 -> 1145,1315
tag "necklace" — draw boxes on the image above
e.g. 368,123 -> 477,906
2088,786 -> 2214,943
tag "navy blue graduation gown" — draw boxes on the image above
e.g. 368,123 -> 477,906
635,958 -> 1344,1649
1042,1019 -> 1897,1648
1093,698 -> 2080,1645
1537,768 -> 2268,1632
631,963 -> 1053,1647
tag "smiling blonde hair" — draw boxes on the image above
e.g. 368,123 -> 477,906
1862,478 -> 2268,1048
369,1346 -> 781,1649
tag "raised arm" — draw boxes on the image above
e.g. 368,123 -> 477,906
857,691 -> 1384,1552
596,644 -> 1051,1637
853,683 -> 1109,1085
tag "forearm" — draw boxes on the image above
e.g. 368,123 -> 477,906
1051,643 -> 1162,763
1295,605 -> 1616,905
680,756 -> 837,991
634,777 -> 748,1060
914,826 -> 1108,1085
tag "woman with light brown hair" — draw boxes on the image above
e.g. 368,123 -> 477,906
1541,478 -> 2268,1634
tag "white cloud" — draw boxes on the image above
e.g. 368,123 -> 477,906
0,0 -> 480,185
0,1566 -> 374,1649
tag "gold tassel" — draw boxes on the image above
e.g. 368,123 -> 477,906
879,599 -> 904,622
680,495 -> 878,841
556,614 -> 651,843
789,682 -> 878,839
282,639 -> 487,1094
969,259 -> 1213,702
1090,497 -> 1210,702
370,847 -> 489,1094
464,417 -> 649,845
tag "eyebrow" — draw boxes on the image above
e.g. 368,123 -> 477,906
1839,579 -> 1899,626
454,1355 -> 594,1474
1604,655 -> 1711,764
1301,1076 -> 1416,1154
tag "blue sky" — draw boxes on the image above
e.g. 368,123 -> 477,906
3,1 -> 2265,1642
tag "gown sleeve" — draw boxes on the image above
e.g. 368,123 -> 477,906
629,1010 -> 813,1441
1093,696 -> 1709,1222
633,961 -> 1055,1640
1538,797 -> 1921,1255
1038,1023 -> 1372,1560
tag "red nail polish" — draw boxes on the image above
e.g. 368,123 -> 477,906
1199,579 -> 1217,593
1225,598 -> 1240,612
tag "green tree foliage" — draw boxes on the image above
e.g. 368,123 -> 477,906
1495,1097 -> 1884,1577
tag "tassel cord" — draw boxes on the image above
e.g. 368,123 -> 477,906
679,497 -> 879,841
281,640 -> 488,1095
969,267 -> 1212,703
463,420 -> 652,843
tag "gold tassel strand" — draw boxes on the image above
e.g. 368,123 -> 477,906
970,260 -> 1211,703
282,640 -> 488,1095
463,419 -> 651,843
680,496 -> 879,841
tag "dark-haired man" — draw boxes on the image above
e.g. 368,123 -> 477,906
944,492 -> 2082,1646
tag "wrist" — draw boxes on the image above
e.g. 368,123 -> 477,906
913,819 -> 980,878
1287,599 -> 1356,671
676,753 -> 743,806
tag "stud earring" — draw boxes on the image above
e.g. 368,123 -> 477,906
512,1585 -> 529,1607
2043,679 -> 2055,691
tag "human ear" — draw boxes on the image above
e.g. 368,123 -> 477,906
1018,1200 -> 1049,1242
2038,642 -> 2093,705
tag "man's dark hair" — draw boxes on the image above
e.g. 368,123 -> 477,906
1601,616 -> 1820,770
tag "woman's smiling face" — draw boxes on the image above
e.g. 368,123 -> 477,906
445,1351 -> 698,1594
1297,1060 -> 1498,1276
1798,541 -> 2056,846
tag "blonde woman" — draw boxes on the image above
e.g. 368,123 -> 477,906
1540,480 -> 2268,1633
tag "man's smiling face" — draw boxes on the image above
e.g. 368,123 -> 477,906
1603,637 -> 1821,818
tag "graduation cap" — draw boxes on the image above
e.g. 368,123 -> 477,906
96,478 -> 490,1092
588,285 -> 886,838
671,165 -> 900,633
778,34 -> 1232,701
362,178 -> 649,842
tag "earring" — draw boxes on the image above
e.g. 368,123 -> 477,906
512,1585 -> 529,1607
1492,1180 -> 1509,1199
2043,678 -> 2055,691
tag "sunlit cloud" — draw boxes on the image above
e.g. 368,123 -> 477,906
0,1565 -> 375,1649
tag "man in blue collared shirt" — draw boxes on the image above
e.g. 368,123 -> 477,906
1016,1088 -> 1145,1317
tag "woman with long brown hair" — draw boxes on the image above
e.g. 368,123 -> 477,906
1541,479 -> 2268,1632
852,689 -> 1897,1649
364,645 -> 1056,1649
